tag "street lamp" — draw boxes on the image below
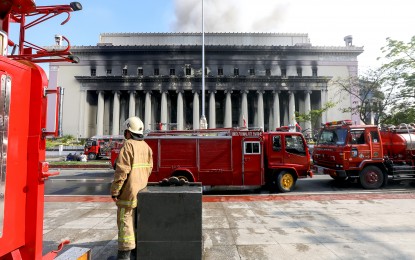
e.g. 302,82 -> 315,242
199,0 -> 208,129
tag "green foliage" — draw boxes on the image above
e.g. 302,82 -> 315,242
296,101 -> 336,129
46,135 -> 79,148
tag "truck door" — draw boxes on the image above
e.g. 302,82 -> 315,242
349,129 -> 371,167
369,130 -> 382,159
242,139 -> 263,185
283,134 -> 308,168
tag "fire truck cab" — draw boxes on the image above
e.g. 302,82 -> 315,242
312,120 -> 415,189
112,128 -> 312,192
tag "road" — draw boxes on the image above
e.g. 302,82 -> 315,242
45,169 -> 415,196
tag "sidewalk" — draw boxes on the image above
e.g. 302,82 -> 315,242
43,193 -> 415,260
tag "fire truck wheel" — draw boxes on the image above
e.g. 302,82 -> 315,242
87,153 -> 97,160
359,166 -> 384,189
277,171 -> 296,193
173,172 -> 194,182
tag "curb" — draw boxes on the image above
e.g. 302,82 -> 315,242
49,164 -> 112,169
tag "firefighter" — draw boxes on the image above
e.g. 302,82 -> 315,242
110,116 -> 153,260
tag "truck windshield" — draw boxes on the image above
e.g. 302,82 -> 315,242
317,128 -> 348,145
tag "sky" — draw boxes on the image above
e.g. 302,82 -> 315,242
10,0 -> 415,72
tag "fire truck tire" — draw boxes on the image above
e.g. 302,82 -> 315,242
87,153 -> 97,160
359,166 -> 384,189
277,171 -> 296,193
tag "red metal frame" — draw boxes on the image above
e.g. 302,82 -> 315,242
0,1 -> 81,259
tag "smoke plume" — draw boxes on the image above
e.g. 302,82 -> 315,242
171,0 -> 289,32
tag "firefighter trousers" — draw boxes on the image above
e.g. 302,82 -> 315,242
117,206 -> 136,251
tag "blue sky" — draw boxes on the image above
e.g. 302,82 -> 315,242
9,0 -> 415,71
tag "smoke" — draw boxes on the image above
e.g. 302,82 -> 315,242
171,0 -> 289,32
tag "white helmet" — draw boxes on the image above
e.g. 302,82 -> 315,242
123,116 -> 144,135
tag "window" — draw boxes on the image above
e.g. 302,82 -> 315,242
317,128 -> 348,145
205,68 -> 208,75
106,69 -> 112,75
266,69 -> 271,76
234,68 -> 239,76
154,68 -> 159,76
170,68 -> 175,76
90,68 -> 96,76
185,67 -> 191,76
218,68 -> 223,76
249,68 -> 255,75
122,68 -> 128,76
244,141 -> 261,154
281,68 -> 286,78
285,135 -> 306,156
371,131 -> 379,143
272,135 -> 281,151
312,67 -> 318,77
137,68 -> 143,76
297,67 -> 302,77
350,130 -> 366,144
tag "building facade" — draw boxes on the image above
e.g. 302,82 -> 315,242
51,33 -> 363,139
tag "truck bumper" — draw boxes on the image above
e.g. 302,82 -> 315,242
312,165 -> 346,178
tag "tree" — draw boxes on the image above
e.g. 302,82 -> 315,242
379,36 -> 415,123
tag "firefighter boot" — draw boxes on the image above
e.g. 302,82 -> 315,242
116,250 -> 131,260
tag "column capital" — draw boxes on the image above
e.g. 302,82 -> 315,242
144,90 -> 152,95
240,89 -> 249,94
176,89 -> 184,94
304,90 -> 312,94
224,89 -> 233,94
112,90 -> 121,95
129,90 -> 137,95
272,90 -> 281,94
192,90 -> 200,94
96,90 -> 104,94
160,90 -> 168,94
288,90 -> 297,94
256,90 -> 265,94
208,90 -> 217,94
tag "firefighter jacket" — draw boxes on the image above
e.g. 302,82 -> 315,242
110,138 -> 153,208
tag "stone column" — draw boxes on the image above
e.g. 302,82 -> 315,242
144,91 -> 152,131
96,90 -> 104,136
129,91 -> 136,118
241,90 -> 248,128
112,91 -> 120,135
224,90 -> 232,128
209,90 -> 216,129
177,90 -> 184,130
257,90 -> 264,130
273,90 -> 280,129
288,91 -> 296,126
161,90 -> 168,130
193,91 -> 200,129
321,88 -> 328,124
78,90 -> 86,138
304,90 -> 312,135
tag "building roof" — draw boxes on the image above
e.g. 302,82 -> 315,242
99,32 -> 312,47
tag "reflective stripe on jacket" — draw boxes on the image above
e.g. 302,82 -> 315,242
110,138 -> 153,208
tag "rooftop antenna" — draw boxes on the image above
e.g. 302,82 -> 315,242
199,0 -> 208,129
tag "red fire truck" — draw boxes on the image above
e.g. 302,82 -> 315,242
0,1 -> 81,259
111,128 -> 313,192
313,120 -> 415,189
84,135 -> 123,160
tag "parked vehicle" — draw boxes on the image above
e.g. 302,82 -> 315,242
313,120 -> 415,189
84,135 -> 123,160
111,128 -> 313,192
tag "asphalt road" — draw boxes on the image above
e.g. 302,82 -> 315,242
45,169 -> 415,196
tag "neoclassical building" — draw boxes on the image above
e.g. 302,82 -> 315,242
51,33 -> 363,138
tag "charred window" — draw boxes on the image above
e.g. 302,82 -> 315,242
137,68 -> 143,76
281,68 -> 286,78
234,68 -> 239,76
297,67 -> 302,77
266,69 -> 271,76
90,68 -> 96,76
285,135 -> 306,156
122,68 -> 128,76
272,135 -> 281,151
312,67 -> 318,77
170,68 -> 175,76
218,68 -> 223,76
106,69 -> 112,75
249,68 -> 255,75
244,141 -> 260,154
154,68 -> 159,75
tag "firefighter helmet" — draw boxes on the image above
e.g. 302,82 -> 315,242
123,116 -> 144,135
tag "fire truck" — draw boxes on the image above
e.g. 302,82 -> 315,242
0,1 -> 81,259
313,120 -> 415,189
111,128 -> 313,192
84,135 -> 123,160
